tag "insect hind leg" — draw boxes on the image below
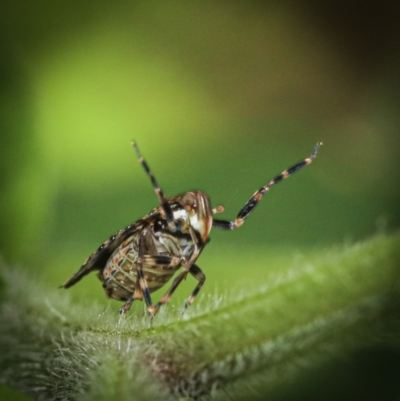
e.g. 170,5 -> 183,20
132,141 -> 179,232
119,226 -> 157,318
213,142 -> 322,230
119,294 -> 136,314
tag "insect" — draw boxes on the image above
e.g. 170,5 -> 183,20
62,141 -> 322,318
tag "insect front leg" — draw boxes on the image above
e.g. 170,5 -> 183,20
154,228 -> 206,314
154,263 -> 206,314
213,142 -> 322,230
154,269 -> 189,313
181,264 -> 206,312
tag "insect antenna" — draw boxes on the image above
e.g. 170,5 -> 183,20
132,142 -> 178,231
213,142 -> 322,229
236,141 -> 322,223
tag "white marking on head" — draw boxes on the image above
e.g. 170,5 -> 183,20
173,208 -> 188,222
190,213 -> 212,239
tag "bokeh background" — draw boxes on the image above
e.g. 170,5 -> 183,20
1,0 -> 400,296
1,1 -> 400,398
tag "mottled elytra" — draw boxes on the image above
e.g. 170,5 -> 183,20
62,141 -> 322,318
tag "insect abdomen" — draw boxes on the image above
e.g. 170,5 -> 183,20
102,239 -> 138,301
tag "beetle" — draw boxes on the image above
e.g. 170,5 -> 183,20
61,141 -> 322,317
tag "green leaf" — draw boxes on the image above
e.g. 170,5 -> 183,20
1,233 -> 400,400
0,384 -> 35,401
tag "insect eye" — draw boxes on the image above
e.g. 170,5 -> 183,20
181,192 -> 196,210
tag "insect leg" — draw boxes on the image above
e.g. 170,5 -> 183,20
138,255 -> 181,267
154,269 -> 189,313
213,142 -> 322,230
154,226 -> 206,314
119,229 -> 157,316
119,294 -> 136,314
181,264 -> 206,312
132,141 -> 180,232
154,263 -> 205,314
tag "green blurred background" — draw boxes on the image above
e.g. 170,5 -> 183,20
1,1 -> 400,399
1,1 -> 399,303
